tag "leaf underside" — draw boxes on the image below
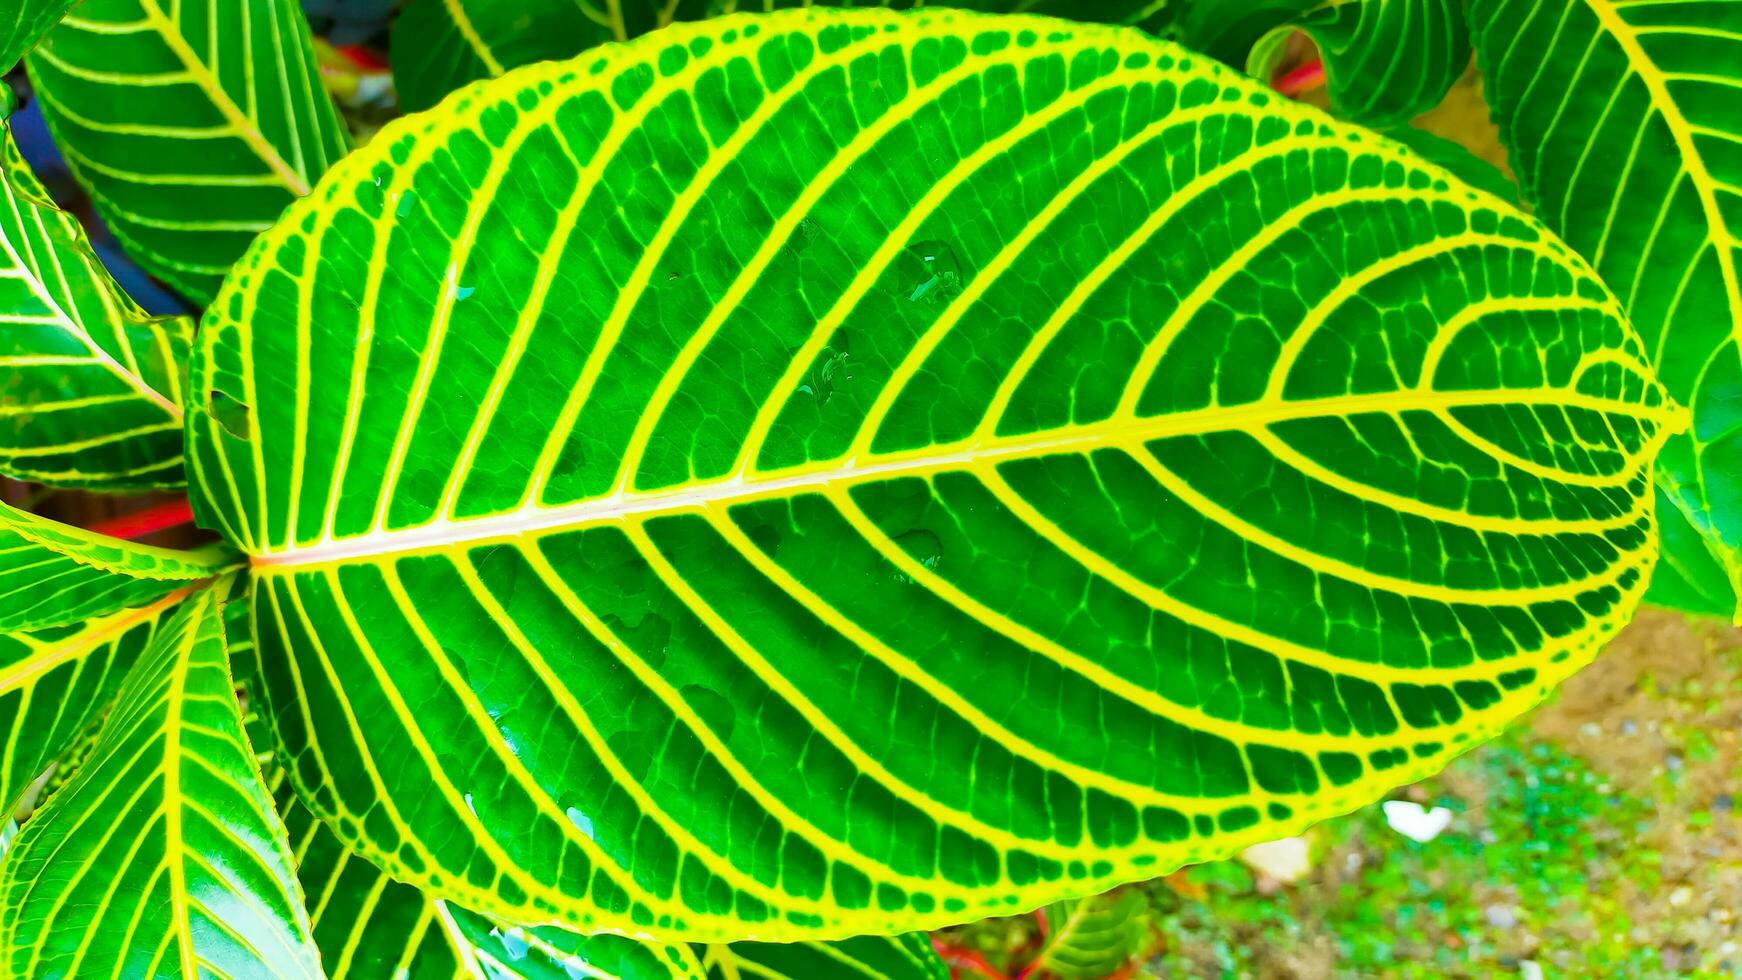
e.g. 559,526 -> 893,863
191,9 -> 1672,942
1471,0 -> 1742,617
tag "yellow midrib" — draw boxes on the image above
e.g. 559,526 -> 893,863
253,383 -> 1666,566
0,216 -> 182,420
137,0 -> 310,196
0,587 -> 198,692
442,0 -> 506,75
159,595 -> 207,979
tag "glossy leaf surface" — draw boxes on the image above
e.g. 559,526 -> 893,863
0,589 -> 187,813
193,9 -> 1675,941
390,0 -> 1182,112
1250,0 -> 1470,128
0,108 -> 191,489
0,499 -> 233,632
1471,0 -> 1742,617
26,0 -> 351,302
285,791 -> 942,978
0,0 -> 74,71
0,586 -> 322,979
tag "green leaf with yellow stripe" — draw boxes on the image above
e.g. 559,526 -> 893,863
192,8 -> 1676,941
1470,0 -> 1742,617
284,791 -> 943,978
0,585 -> 324,979
0,499 -> 235,633
0,102 -> 192,490
390,0 -> 1183,112
0,589 -> 190,815
25,0 -> 351,303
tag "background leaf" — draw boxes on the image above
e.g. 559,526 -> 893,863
0,589 -> 187,815
1470,0 -> 1742,618
0,499 -> 233,632
0,105 -> 192,489
1027,889 -> 1152,980
0,0 -> 75,72
1248,0 -> 1471,128
0,586 -> 323,979
705,934 -> 948,980
26,0 -> 351,303
390,0 -> 1184,112
194,8 -> 1675,942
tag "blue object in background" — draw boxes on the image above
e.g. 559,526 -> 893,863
302,0 -> 395,45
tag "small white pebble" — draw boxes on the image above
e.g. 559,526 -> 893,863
1382,800 -> 1454,843
1669,886 -> 1692,907
1580,722 -> 1602,736
1240,837 -> 1311,884
1519,961 -> 1543,980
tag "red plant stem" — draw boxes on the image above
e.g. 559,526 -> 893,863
88,498 -> 195,539
931,936 -> 1012,980
1275,59 -> 1326,98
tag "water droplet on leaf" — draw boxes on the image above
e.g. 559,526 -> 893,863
890,529 -> 943,583
565,806 -> 595,839
902,240 -> 965,304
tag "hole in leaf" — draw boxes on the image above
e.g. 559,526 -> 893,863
209,389 -> 251,440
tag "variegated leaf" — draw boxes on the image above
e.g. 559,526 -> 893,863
1472,0 -> 1742,617
0,589 -> 189,814
0,99 -> 192,489
0,498 -> 235,633
26,0 -> 351,302
0,586 -> 322,979
390,0 -> 1183,112
193,8 -> 1675,942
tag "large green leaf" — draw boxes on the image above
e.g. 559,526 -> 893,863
0,499 -> 234,632
192,8 -> 1675,941
0,0 -> 75,72
26,0 -> 351,303
1470,0 -> 1742,617
285,790 -> 941,978
0,586 -> 322,979
1248,0 -> 1470,128
391,0 -> 1183,112
0,589 -> 187,814
0,103 -> 192,490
